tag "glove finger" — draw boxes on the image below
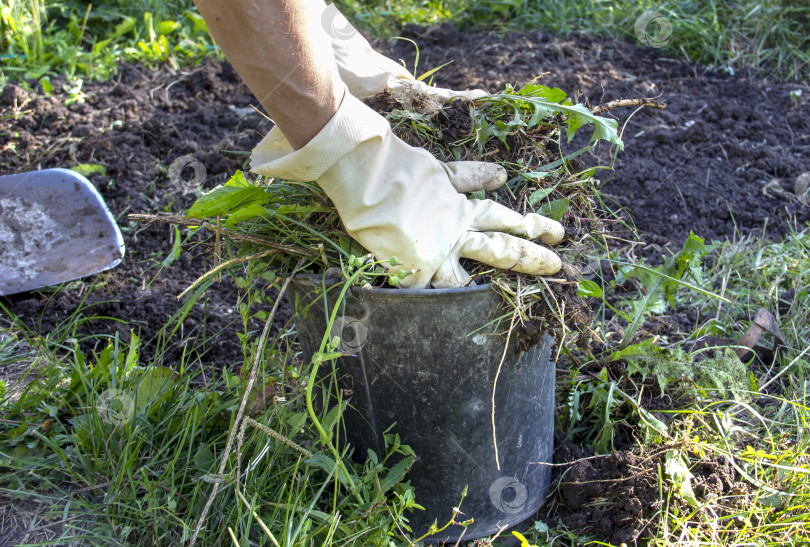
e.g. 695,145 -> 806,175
519,212 -> 566,244
458,231 -> 562,276
430,86 -> 488,102
468,200 -> 565,244
430,256 -> 472,289
443,161 -> 507,193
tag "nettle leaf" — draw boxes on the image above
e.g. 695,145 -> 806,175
225,203 -> 268,230
187,170 -> 272,219
537,197 -> 569,221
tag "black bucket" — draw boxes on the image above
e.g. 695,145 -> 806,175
288,275 -> 555,543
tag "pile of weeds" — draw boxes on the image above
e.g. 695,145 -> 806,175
166,82 -> 645,347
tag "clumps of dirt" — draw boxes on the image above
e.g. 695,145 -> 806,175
546,440 -> 751,545
550,444 -> 660,545
433,96 -> 474,144
362,88 -> 401,113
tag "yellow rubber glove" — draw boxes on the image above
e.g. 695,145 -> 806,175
252,90 -> 563,289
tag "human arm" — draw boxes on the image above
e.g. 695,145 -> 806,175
191,0 -> 341,149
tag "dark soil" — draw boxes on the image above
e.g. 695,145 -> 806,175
1,24 -> 808,546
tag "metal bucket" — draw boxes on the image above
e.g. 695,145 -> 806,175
288,275 -> 555,543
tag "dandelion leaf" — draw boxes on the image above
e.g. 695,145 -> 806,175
613,339 -> 750,401
693,349 -> 751,402
610,338 -> 691,395
486,83 -> 624,149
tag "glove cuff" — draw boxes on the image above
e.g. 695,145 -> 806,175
250,89 -> 388,182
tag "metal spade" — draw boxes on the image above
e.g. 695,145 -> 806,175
0,168 -> 125,296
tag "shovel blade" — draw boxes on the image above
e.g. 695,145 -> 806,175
0,168 -> 125,296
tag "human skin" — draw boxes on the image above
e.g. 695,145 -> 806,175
191,0 -> 343,150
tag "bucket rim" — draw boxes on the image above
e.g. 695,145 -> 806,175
292,272 -> 494,297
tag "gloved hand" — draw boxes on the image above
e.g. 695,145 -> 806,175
252,90 -> 564,289
321,3 -> 486,102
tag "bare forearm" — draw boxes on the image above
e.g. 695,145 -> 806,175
192,0 -> 342,149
